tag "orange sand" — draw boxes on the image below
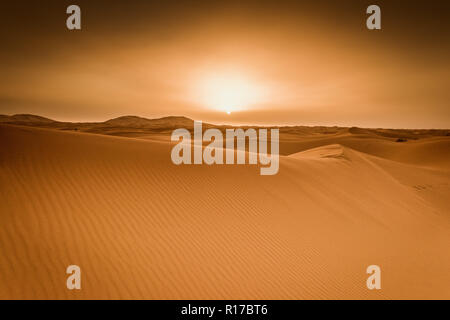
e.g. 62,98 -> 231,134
0,124 -> 449,299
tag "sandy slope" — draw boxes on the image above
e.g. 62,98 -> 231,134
0,124 -> 449,299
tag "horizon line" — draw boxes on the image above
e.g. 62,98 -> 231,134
1,113 -> 449,131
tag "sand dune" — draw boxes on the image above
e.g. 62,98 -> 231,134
0,124 -> 449,299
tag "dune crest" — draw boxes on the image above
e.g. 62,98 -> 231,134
289,144 -> 349,160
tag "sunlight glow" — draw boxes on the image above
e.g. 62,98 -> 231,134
195,73 -> 266,113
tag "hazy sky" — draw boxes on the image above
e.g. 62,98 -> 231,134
1,0 -> 449,128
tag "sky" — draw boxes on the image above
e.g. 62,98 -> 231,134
0,0 -> 449,128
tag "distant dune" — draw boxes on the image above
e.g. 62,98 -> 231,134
0,120 -> 449,299
1,113 -> 449,139
0,114 -> 198,135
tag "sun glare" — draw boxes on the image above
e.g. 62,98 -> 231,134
195,73 -> 266,113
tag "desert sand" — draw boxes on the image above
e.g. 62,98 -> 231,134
0,117 -> 449,299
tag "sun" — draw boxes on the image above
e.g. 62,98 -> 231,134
195,73 -> 265,113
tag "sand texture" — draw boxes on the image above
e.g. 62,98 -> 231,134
0,122 -> 449,299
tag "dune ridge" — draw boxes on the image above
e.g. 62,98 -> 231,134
0,124 -> 449,299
